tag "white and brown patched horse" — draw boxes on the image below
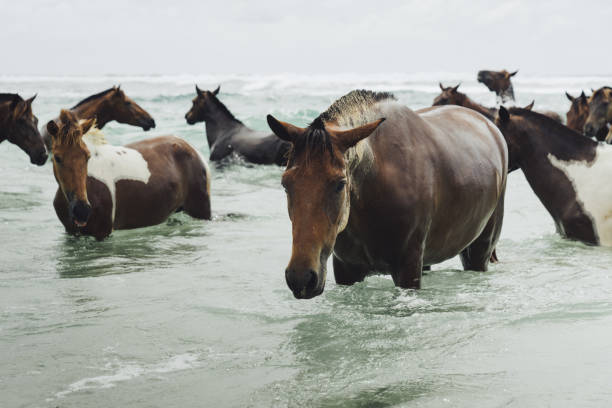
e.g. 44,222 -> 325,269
497,106 -> 612,245
46,110 -> 211,240
267,90 -> 507,299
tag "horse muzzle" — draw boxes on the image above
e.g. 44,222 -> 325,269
30,148 -> 48,166
69,199 -> 92,227
285,265 -> 326,299
185,114 -> 196,125
142,118 -> 156,131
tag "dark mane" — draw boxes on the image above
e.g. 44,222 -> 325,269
71,88 -> 115,109
0,93 -> 21,103
209,93 -> 243,124
591,86 -> 612,100
508,107 -> 597,148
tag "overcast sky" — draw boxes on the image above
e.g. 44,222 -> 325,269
2,0 -> 611,76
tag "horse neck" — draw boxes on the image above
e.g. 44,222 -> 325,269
72,98 -> 112,128
0,109 -> 10,141
498,84 -> 515,104
346,141 -> 376,204
461,97 -> 496,120
203,104 -> 243,146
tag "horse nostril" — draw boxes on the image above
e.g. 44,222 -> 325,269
306,270 -> 318,292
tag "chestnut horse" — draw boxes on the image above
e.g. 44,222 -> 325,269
267,90 -> 507,299
185,85 -> 290,165
584,87 -> 612,142
477,69 -> 518,104
0,93 -> 47,165
47,110 -> 210,241
42,86 -> 155,150
496,106 -> 612,245
565,91 -> 591,134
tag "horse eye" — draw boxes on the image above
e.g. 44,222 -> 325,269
54,155 -> 62,164
335,180 -> 347,193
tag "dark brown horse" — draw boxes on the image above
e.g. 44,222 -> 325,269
477,69 -> 518,104
42,86 -> 155,150
496,106 -> 612,245
0,93 -> 47,165
584,87 -> 612,142
565,91 -> 590,134
47,110 -> 210,241
267,90 -> 507,299
185,85 -> 290,165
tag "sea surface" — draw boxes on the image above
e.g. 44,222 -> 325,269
1,73 -> 612,407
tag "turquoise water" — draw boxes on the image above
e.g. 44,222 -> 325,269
2,73 -> 612,407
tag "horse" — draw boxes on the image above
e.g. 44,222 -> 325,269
584,86 -> 612,142
496,106 -> 612,246
267,90 -> 507,299
46,110 -> 211,241
42,86 -> 155,150
565,91 -> 591,134
433,83 -> 563,123
185,85 -> 290,165
477,69 -> 518,104
0,93 -> 47,165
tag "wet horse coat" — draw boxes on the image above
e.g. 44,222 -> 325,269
496,107 -> 612,245
53,129 -> 211,240
268,90 -> 507,298
185,86 -> 290,165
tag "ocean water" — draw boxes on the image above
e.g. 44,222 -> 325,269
1,73 -> 612,408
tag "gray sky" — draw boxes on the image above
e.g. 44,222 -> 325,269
2,0 -> 611,75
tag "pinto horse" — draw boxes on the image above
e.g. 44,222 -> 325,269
46,110 -> 211,240
477,69 -> 518,104
565,91 -> 591,134
0,93 -> 47,165
584,86 -> 612,142
267,90 -> 507,299
42,86 -> 155,150
496,106 -> 612,245
185,85 -> 290,165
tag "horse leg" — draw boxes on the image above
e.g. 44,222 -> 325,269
332,255 -> 368,285
391,240 -> 424,289
53,189 -> 78,235
460,191 -> 505,271
183,168 -> 212,220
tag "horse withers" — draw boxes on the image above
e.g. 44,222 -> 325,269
496,106 -> 612,245
0,93 -> 47,165
47,110 -> 211,240
268,90 -> 507,299
42,86 -> 155,150
185,85 -> 290,165
477,69 -> 518,104
584,87 -> 612,142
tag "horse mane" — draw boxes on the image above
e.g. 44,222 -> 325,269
289,90 -> 395,162
0,93 -> 22,103
591,86 -> 612,100
209,93 -> 243,124
71,88 -> 115,109
508,107 -> 597,150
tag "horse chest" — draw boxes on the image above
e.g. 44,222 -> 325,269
84,136 -> 151,223
548,146 -> 612,245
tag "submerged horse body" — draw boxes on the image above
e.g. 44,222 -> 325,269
47,110 -> 210,240
42,86 -> 155,150
268,90 -> 507,299
185,85 -> 290,165
0,93 -> 47,165
496,107 -> 612,245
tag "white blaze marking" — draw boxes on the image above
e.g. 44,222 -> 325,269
548,145 -> 612,246
82,131 -> 151,223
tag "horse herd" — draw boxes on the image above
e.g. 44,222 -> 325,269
2,69 -> 612,299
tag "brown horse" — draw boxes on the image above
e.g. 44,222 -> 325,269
46,110 -> 210,241
0,93 -> 47,165
584,86 -> 612,142
477,69 -> 518,104
42,86 -> 155,150
565,91 -> 590,134
185,85 -> 290,165
267,90 -> 507,299
496,106 -> 612,245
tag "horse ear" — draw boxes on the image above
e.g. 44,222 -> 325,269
580,90 -> 586,98
12,100 -> 28,119
46,120 -> 59,138
524,100 -> 534,111
439,83 -> 445,91
195,85 -> 203,95
452,83 -> 461,92
80,118 -> 96,135
332,118 -> 386,150
213,85 -> 220,95
267,115 -> 304,143
509,70 -> 518,77
498,106 -> 510,124
565,92 -> 575,102
26,94 -> 36,105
